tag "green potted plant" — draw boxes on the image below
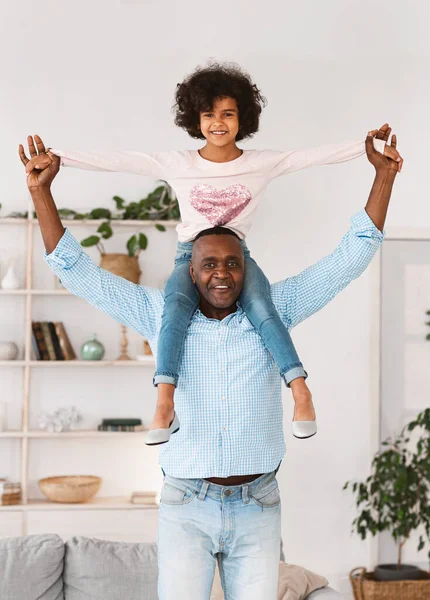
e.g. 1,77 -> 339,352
57,181 -> 179,283
344,408 -> 430,582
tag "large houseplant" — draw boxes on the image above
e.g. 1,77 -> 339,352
344,408 -> 430,581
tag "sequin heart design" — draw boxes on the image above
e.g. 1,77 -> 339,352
190,183 -> 252,226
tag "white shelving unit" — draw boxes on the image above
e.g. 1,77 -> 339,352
0,214 -> 177,521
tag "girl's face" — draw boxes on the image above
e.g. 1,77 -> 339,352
199,97 -> 239,148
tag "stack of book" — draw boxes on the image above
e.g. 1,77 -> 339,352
130,491 -> 157,505
97,418 -> 145,432
32,321 -> 76,361
0,480 -> 21,505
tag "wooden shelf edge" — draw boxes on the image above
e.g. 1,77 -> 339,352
0,497 -> 159,511
0,218 -> 179,228
0,430 -> 149,438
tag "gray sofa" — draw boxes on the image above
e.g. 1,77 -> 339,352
0,534 -> 343,599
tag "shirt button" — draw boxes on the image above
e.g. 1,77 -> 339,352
221,397 -> 225,401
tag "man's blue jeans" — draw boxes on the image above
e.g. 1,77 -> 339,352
154,241 -> 306,387
157,470 -> 281,599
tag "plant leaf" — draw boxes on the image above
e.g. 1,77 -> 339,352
155,224 -> 166,232
90,208 -> 111,220
81,235 -> 100,247
112,196 -> 125,210
97,222 -> 113,239
127,235 -> 139,257
138,233 -> 148,250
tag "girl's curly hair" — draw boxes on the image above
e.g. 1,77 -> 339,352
174,62 -> 266,142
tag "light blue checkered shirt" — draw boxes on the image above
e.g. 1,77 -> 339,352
45,209 -> 383,478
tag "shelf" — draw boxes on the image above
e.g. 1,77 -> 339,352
0,289 -> 71,296
0,218 -> 28,225
61,219 -> 178,228
0,218 -> 178,228
0,497 -> 159,511
30,359 -> 155,367
0,430 -> 149,438
0,361 -> 26,367
0,359 -> 155,367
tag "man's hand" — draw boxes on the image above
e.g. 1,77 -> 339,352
367,124 -> 403,172
19,135 -> 60,190
365,128 -> 400,231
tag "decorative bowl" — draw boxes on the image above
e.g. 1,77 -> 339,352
38,475 -> 102,503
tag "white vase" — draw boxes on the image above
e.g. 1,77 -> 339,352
0,342 -> 19,360
1,265 -> 20,290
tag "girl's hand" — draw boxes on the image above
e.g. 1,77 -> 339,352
366,129 -> 401,174
368,123 -> 403,172
19,135 -> 60,190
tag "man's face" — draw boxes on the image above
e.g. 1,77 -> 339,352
190,234 -> 245,311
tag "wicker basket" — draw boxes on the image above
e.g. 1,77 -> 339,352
350,567 -> 430,600
38,475 -> 102,503
100,253 -> 141,284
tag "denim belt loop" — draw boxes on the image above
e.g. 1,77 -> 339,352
198,481 -> 210,501
242,484 -> 249,504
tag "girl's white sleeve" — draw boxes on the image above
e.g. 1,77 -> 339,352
49,149 -> 175,179
264,138 -> 386,180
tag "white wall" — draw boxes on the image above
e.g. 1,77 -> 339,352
1,0 -> 429,594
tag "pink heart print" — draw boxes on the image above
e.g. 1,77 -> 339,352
190,183 -> 252,226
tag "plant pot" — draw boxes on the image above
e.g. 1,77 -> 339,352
374,563 -> 424,581
100,253 -> 141,284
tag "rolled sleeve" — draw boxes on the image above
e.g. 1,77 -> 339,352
44,228 -> 164,341
44,228 -> 83,272
351,208 -> 385,244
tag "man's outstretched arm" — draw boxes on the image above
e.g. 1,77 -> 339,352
272,132 -> 399,329
18,135 -> 164,341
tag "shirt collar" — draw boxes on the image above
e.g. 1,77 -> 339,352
194,302 -> 245,324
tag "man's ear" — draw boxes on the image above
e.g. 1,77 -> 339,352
190,261 -> 196,284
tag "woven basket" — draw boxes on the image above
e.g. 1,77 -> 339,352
350,567 -> 430,600
38,475 -> 102,503
100,253 -> 141,284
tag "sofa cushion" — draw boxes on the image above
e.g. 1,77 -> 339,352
278,563 -> 328,599
64,537 -> 158,599
0,534 -> 64,600
211,561 -> 337,600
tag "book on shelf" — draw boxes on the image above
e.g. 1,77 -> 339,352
31,321 -> 76,360
54,322 -> 76,360
101,419 -> 142,426
31,322 -> 50,360
48,322 -> 64,360
130,491 -> 157,505
97,424 -> 146,432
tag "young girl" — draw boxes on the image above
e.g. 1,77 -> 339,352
47,62 -> 400,445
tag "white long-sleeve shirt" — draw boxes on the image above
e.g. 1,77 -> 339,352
51,138 -> 385,242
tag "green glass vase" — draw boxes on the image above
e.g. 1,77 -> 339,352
80,334 -> 105,361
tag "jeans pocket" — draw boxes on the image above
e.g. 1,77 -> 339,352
250,480 -> 281,508
160,482 -> 197,506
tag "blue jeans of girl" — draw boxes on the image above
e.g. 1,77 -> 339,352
153,241 -> 306,386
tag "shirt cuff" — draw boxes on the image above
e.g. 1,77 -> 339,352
351,209 -> 385,244
44,228 -> 83,272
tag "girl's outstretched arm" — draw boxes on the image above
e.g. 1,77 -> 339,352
49,148 -> 169,178
264,123 -> 402,180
